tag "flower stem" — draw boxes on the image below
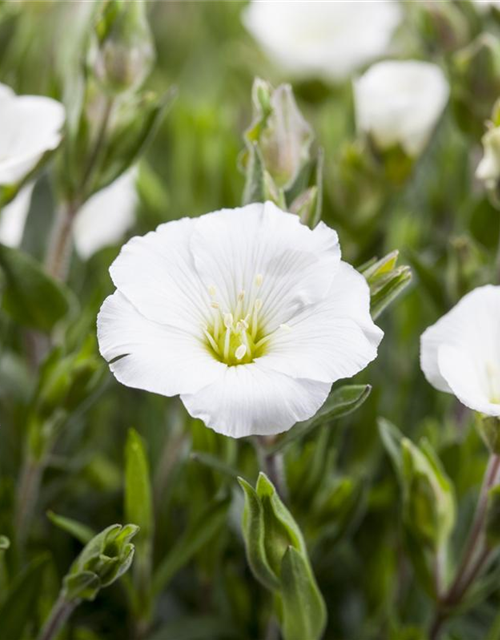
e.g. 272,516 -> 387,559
429,454 -> 500,639
37,594 -> 78,640
45,200 -> 80,281
255,437 -> 288,500
14,455 -> 45,552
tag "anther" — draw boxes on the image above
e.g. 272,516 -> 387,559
255,274 -> 263,287
235,344 -> 247,360
279,323 -> 292,332
224,313 -> 234,329
208,285 -> 217,297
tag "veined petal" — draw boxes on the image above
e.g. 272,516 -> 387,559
97,291 -> 225,396
181,362 -> 331,438
191,201 -> 340,331
109,217 -> 209,335
261,262 -> 383,383
421,285 -> 500,401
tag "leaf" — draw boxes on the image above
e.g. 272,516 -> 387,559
270,384 -> 372,452
0,244 -> 74,331
242,142 -> 266,205
152,496 -> 230,596
190,451 -> 241,480
125,429 -> 153,541
47,511 -> 95,545
0,554 -> 49,639
378,418 -> 404,485
0,535 -> 9,551
149,616 -> 241,640
280,547 -> 327,640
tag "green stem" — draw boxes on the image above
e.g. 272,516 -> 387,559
37,594 -> 78,640
45,200 -> 80,281
429,454 -> 500,639
14,455 -> 45,552
255,436 -> 288,500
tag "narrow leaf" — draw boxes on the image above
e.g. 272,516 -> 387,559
47,511 -> 95,544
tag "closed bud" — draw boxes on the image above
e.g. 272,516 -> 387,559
242,78 -> 313,195
412,0 -> 471,54
63,524 -> 138,602
401,439 -> 455,552
360,250 -> 412,320
88,0 -> 155,95
451,34 -> 500,138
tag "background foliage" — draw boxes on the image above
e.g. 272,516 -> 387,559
1,2 -> 500,639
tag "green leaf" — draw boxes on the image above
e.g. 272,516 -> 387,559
271,384 -> 372,452
378,418 -> 404,484
0,244 -> 74,331
125,429 -> 153,541
486,484 -> 500,547
0,535 -> 9,551
190,451 -> 241,480
47,511 -> 95,545
152,496 -> 229,596
280,547 -> 327,640
242,142 -> 266,205
0,554 -> 49,640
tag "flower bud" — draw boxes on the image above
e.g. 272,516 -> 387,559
88,0 -> 155,95
410,0 -> 471,54
63,524 -> 138,602
354,60 -> 449,161
476,102 -> 500,194
451,34 -> 500,138
401,439 -> 455,552
361,250 -> 412,320
242,78 -> 313,195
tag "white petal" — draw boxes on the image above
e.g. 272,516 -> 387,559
437,345 -> 500,416
354,61 -> 449,156
0,95 -> 65,185
0,182 -> 35,247
181,361 -> 331,438
421,285 -> 500,402
191,201 -> 340,332
109,217 -> 209,334
74,170 -> 137,259
243,1 -> 401,81
261,262 -> 383,383
97,291 -> 225,396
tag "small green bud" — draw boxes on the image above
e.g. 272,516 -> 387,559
361,250 -> 412,320
451,34 -> 500,138
242,78 -> 313,196
401,439 -> 455,552
88,0 -> 155,95
62,524 -> 138,602
412,0 -> 471,53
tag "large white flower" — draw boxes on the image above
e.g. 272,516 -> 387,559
242,1 -> 402,82
0,83 -> 65,186
421,286 -> 500,416
0,170 -> 137,258
354,60 -> 450,157
97,202 -> 383,438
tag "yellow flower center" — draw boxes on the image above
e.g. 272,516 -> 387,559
203,274 -> 289,366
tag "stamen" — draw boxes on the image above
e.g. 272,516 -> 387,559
204,329 -> 220,354
224,313 -> 233,329
255,274 -> 263,287
208,285 -> 217,298
235,344 -> 247,360
224,327 -> 231,361
279,323 -> 292,331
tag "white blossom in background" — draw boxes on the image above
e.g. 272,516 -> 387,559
0,83 -> 65,186
421,286 -> 500,416
98,202 -> 383,438
243,0 -> 402,83
354,60 -> 450,157
73,170 -> 138,258
476,127 -> 500,190
0,170 -> 137,258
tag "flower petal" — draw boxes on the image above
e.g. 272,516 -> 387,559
109,217 -> 209,335
0,182 -> 34,247
181,361 -> 331,438
97,291 -> 225,396
421,285 -> 500,397
261,262 -> 383,383
191,201 -> 340,331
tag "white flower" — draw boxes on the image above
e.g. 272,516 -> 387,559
0,170 -> 137,258
476,127 -> 500,190
354,60 -> 450,157
73,170 -> 138,258
243,0 -> 402,82
0,83 -> 65,186
421,285 -> 500,416
97,202 -> 383,438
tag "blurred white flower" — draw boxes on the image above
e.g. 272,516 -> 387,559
0,83 -> 65,186
73,170 -> 138,258
0,171 -> 137,257
97,201 -> 383,438
243,0 -> 402,82
421,286 -> 500,416
354,60 -> 450,157
476,127 -> 500,190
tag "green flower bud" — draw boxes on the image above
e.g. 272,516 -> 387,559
63,524 -> 138,602
451,34 -> 500,138
88,0 -> 155,95
361,250 -> 412,320
401,439 -> 456,552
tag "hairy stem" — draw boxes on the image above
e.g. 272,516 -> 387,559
37,594 -> 78,640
